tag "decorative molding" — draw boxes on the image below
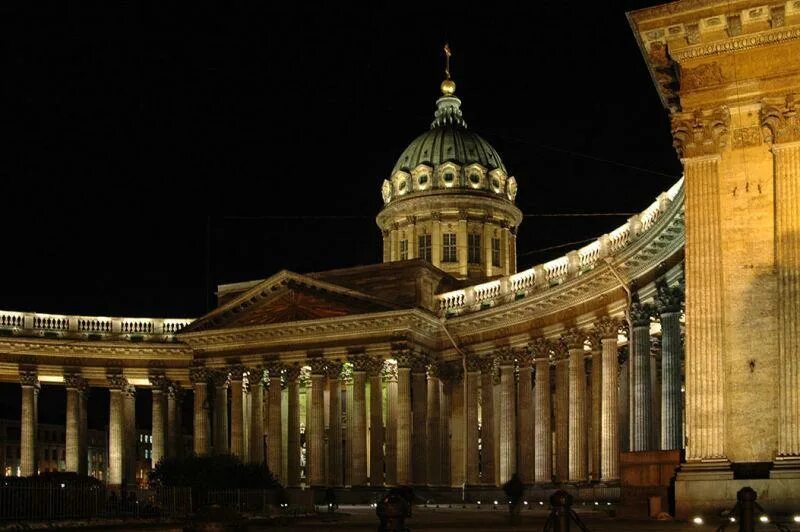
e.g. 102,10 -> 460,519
681,62 -> 724,90
671,27 -> 800,62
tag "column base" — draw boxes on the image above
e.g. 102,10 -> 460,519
770,456 -> 800,479
676,459 -> 733,481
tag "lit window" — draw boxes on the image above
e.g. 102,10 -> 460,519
418,234 -> 432,262
442,233 -> 457,263
492,238 -> 501,267
400,239 -> 408,260
468,234 -> 481,264
443,172 -> 455,187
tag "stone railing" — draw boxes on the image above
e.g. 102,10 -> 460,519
0,310 -> 194,341
437,178 -> 684,315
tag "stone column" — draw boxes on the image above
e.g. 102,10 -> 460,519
650,340 -> 662,450
411,357 -> 428,485
64,374 -> 85,473
266,364 -> 283,481
479,357 -> 496,485
672,117 -> 729,467
190,367 -> 211,455
458,210 -> 468,277
107,374 -> 127,486
761,110 -> 800,471
79,383 -> 88,475
629,300 -> 653,451
394,350 -> 413,486
285,365 -> 301,487
242,382 -> 251,461
531,339 -> 552,484
440,371 -> 452,486
307,359 -> 326,486
249,370 -> 265,464
124,385 -> 136,485
431,211 -> 442,269
367,358 -> 385,487
516,349 -> 534,484
497,348 -> 516,484
326,363 -> 343,486
449,363 -> 465,487
465,358 -> 481,485
384,364 -> 398,485
589,336 -> 602,481
618,348 -> 630,453
167,384 -> 179,458
426,363 -> 442,485
150,375 -> 168,467
228,366 -> 245,459
595,316 -> 620,482
212,371 -> 229,454
20,371 -> 39,477
656,285 -> 683,451
349,356 -> 368,486
344,372 -> 353,486
564,329 -> 587,483
554,344 -> 569,483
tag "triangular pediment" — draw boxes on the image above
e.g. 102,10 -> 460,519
181,271 -> 400,333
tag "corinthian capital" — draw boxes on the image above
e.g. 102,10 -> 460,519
671,107 -> 730,158
655,283 -> 683,314
629,299 -> 654,328
560,328 -> 585,350
761,94 -> 800,144
593,316 -> 621,340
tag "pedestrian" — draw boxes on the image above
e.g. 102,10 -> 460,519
502,473 -> 524,524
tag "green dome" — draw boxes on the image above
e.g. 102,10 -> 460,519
391,95 -> 507,175
391,125 -> 507,176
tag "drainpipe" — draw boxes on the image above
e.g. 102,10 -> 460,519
604,257 -> 633,334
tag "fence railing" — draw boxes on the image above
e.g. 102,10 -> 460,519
0,486 -> 191,521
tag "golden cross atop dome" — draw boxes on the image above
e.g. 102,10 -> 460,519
441,43 -> 456,96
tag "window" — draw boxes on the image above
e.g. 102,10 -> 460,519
400,239 -> 408,260
418,234 -> 432,262
468,234 -> 481,264
442,233 -> 457,263
492,238 -> 501,267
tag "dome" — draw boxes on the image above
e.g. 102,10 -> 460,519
391,125 -> 507,176
380,92 -> 518,206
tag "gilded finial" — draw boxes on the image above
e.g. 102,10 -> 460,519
441,43 -> 456,96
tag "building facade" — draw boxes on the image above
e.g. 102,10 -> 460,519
0,0 -> 797,519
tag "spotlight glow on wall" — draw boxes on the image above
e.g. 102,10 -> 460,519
692,516 -> 704,525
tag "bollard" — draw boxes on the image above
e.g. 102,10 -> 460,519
737,487 -> 756,532
551,490 -> 573,532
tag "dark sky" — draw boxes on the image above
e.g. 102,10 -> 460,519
1,1 -> 682,320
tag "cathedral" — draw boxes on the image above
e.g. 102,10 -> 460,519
0,0 -> 799,520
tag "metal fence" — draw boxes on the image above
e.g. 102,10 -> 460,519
0,486 -> 191,521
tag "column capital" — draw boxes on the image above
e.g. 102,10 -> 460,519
594,315 -> 621,339
671,106 -> 730,158
348,355 -> 371,372
64,373 -> 86,390
364,356 -> 386,377
124,384 -> 136,398
247,367 -> 266,387
210,370 -> 230,388
761,93 -> 800,144
107,373 -> 128,390
561,328 -> 586,350
265,361 -> 285,377
495,346 -> 516,367
655,283 -> 683,315
306,357 -> 328,376
465,356 -> 482,373
439,361 -> 463,385
629,299 -> 654,328
149,373 -> 170,392
382,362 -> 398,383
19,370 -> 39,388
515,346 -> 533,367
228,365 -> 246,381
478,355 -> 496,374
529,337 -> 553,359
189,365 -> 211,384
284,364 -> 301,382
325,361 -> 343,380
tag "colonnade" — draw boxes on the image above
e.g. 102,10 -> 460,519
13,289 -> 683,488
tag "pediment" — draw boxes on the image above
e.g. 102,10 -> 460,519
181,271 -> 400,333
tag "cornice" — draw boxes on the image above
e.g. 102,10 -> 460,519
179,308 -> 442,352
671,26 -> 800,62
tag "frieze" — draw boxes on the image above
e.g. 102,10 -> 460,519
732,126 -> 762,148
680,62 -> 723,91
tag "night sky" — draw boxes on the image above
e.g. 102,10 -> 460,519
1,1 -> 682,321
